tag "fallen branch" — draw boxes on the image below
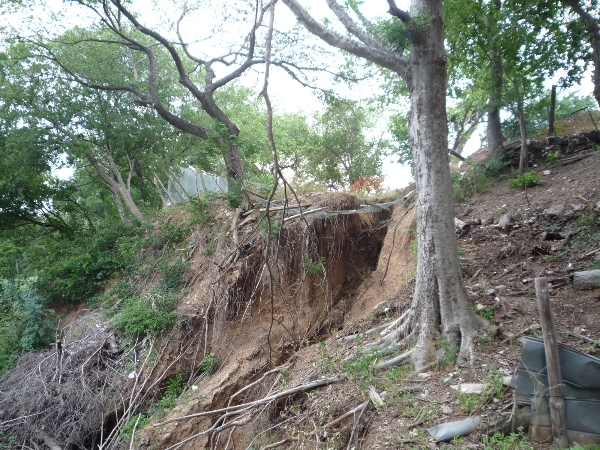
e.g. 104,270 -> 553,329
558,151 -> 595,165
469,268 -> 482,283
258,204 -> 310,212
228,364 -> 290,407
153,375 -> 346,427
579,247 -> 600,259
502,324 -> 540,344
283,207 -> 326,223
346,399 -> 367,450
567,332 -> 600,346
260,438 -> 299,449
323,401 -> 369,429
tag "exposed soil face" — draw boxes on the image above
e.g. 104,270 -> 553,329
136,193 -> 395,449
24,134 -> 598,449
143,145 -> 599,450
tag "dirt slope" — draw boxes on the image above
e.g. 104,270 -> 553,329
132,140 -> 600,449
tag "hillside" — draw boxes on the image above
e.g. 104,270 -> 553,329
1,129 -> 600,449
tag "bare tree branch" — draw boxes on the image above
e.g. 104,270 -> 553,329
281,0 -> 409,81
325,0 -> 385,50
387,0 -> 412,24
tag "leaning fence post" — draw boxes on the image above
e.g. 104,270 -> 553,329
534,277 -> 568,448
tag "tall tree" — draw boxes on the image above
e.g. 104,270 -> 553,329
446,0 -> 587,154
281,0 -> 485,368
446,0 -> 505,153
13,0 -> 274,184
303,97 -> 386,190
1,42 -> 184,225
564,0 -> 600,107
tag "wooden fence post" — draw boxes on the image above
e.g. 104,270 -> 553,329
534,277 -> 568,448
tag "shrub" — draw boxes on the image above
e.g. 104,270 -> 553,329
303,256 -> 326,276
112,290 -> 178,336
156,372 -> 186,411
452,151 -> 508,202
189,195 -> 217,225
0,279 -> 55,372
509,171 -> 542,188
547,152 -> 558,164
200,354 -> 219,374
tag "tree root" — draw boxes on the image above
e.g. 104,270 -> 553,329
374,348 -> 415,370
158,375 -> 346,450
154,375 -> 346,427
260,437 -> 299,449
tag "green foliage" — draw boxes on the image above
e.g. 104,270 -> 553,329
389,114 -> 413,172
0,279 -> 55,371
298,97 -> 388,190
376,18 -> 411,54
439,335 -> 459,368
156,372 -> 186,411
302,256 -> 326,276
345,350 -> 380,390
509,171 -> 542,188
503,92 -> 596,140
161,259 -> 187,292
547,152 -> 558,164
566,212 -> 600,254
119,414 -> 150,443
409,236 -> 418,254
477,304 -> 498,321
457,370 -> 505,413
279,369 -> 291,388
482,427 -> 531,450
111,291 -> 178,336
200,354 -> 219,374
261,219 -> 281,240
452,151 -> 509,202
189,196 -> 217,225
226,180 -> 243,209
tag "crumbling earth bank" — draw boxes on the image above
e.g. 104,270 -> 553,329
137,194 -> 403,449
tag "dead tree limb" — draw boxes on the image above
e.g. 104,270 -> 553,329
153,375 -> 346,427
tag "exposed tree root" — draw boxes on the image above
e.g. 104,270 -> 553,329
153,375 -> 346,427
374,347 -> 415,370
156,375 -> 346,449
260,437 -> 299,449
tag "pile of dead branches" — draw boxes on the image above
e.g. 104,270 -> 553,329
0,312 -> 132,450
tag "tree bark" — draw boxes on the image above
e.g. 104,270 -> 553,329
84,148 -> 144,222
282,0 -> 485,369
404,0 -> 484,367
487,0 -> 505,154
516,88 -> 529,172
565,0 -> 600,107
573,269 -> 600,288
549,85 -> 557,136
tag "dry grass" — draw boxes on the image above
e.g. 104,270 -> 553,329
533,109 -> 600,138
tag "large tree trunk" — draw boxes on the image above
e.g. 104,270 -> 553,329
565,0 -> 600,107
222,142 -> 244,182
281,0 -> 485,370
487,0 -> 505,153
405,0 -> 484,368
